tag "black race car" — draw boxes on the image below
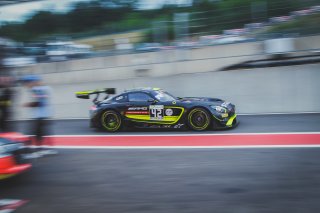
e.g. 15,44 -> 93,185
76,88 -> 238,132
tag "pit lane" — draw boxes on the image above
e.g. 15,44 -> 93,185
13,113 -> 320,135
1,113 -> 320,213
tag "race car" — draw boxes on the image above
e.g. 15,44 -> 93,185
76,88 -> 238,132
0,132 -> 31,180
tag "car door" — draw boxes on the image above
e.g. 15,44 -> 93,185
125,92 -> 154,122
125,92 -> 182,124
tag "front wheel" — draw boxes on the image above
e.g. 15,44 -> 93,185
100,110 -> 122,132
187,108 -> 211,131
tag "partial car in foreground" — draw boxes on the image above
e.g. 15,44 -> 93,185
76,88 -> 238,132
0,133 -> 31,180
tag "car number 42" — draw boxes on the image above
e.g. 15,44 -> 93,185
150,105 -> 164,120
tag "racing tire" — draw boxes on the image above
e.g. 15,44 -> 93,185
100,110 -> 122,132
187,108 -> 211,131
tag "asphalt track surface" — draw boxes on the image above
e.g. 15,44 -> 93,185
12,113 -> 320,135
1,114 -> 320,213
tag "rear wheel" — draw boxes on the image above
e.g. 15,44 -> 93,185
100,110 -> 122,132
187,108 -> 211,131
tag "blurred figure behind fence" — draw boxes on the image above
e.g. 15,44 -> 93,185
20,75 -> 57,157
0,76 -> 13,132
0,45 -> 13,132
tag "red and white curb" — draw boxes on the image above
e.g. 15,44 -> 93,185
34,132 -> 320,149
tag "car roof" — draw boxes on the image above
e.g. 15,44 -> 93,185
124,87 -> 162,93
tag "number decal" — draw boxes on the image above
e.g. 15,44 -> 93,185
149,105 -> 164,120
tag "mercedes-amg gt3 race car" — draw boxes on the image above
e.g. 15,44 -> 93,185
76,88 -> 238,132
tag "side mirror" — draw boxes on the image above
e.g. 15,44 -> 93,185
148,98 -> 157,103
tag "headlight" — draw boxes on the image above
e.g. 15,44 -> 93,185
211,105 -> 227,113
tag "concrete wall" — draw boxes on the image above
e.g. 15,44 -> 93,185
12,35 -> 320,119
14,41 -> 263,78
14,63 -> 320,119
295,35 -> 320,51
14,35 -> 320,78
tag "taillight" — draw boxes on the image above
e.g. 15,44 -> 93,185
90,105 -> 97,111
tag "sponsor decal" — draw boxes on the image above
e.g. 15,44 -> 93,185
221,102 -> 230,108
155,94 -> 164,100
128,107 -> 148,111
149,124 -> 171,128
221,113 -> 229,118
174,124 -> 184,129
125,111 -> 149,115
165,109 -> 173,116
115,96 -> 124,101
126,107 -> 149,115
0,199 -> 28,213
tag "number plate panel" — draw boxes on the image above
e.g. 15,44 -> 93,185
149,105 -> 164,120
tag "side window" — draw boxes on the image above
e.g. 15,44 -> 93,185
128,93 -> 151,102
113,95 -> 127,103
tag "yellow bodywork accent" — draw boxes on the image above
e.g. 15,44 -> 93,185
221,113 -> 228,118
0,101 -> 11,106
126,115 -> 180,123
75,91 -> 91,95
0,174 -> 15,180
75,89 -> 103,95
212,114 -> 223,121
126,106 -> 184,124
226,114 -> 237,127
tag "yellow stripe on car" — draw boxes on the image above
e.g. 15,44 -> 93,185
0,174 -> 15,180
226,114 -> 237,127
126,107 -> 184,125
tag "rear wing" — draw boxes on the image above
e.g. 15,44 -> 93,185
75,88 -> 116,99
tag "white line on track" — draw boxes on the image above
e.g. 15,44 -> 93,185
238,112 -> 320,116
44,132 -> 320,137
49,145 -> 320,149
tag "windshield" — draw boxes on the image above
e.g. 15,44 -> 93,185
152,90 -> 176,102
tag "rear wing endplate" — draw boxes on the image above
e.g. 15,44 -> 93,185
75,88 -> 116,99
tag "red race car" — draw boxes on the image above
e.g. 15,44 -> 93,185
0,132 -> 32,180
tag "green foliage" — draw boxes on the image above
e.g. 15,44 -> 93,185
0,0 -> 318,42
265,13 -> 320,35
0,1 -> 134,41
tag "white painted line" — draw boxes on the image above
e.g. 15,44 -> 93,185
48,145 -> 320,149
238,112 -> 320,115
43,132 -> 320,137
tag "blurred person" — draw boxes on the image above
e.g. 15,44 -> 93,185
20,75 -> 57,157
0,45 -> 13,132
0,76 -> 13,132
